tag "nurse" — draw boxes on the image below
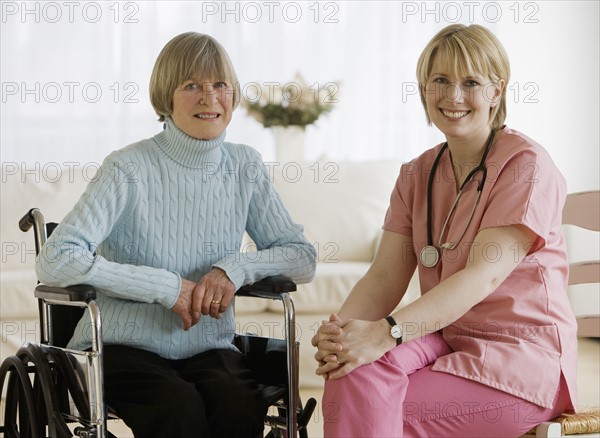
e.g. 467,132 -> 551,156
312,24 -> 577,437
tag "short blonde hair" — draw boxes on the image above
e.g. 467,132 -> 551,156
416,24 -> 510,130
150,32 -> 240,122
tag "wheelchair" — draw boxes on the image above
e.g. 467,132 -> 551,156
0,208 -> 316,438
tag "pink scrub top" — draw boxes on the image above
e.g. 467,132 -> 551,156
383,127 -> 578,410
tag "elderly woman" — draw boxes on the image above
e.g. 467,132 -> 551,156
313,24 -> 577,437
36,32 -> 316,438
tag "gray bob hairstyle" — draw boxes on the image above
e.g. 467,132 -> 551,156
149,32 -> 240,122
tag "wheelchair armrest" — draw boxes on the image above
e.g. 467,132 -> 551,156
236,275 -> 297,300
35,276 -> 294,303
35,284 -> 97,303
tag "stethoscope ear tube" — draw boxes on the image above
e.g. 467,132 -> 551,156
420,129 -> 496,268
425,142 -> 449,249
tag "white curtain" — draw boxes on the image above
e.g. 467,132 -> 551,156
1,1 -> 598,192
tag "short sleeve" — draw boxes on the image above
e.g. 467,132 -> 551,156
383,163 -> 414,236
480,146 -> 566,253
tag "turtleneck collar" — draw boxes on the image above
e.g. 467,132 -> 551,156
154,116 -> 225,168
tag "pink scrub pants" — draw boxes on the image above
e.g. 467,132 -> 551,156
322,333 -> 570,437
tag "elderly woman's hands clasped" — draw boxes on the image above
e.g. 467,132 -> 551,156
172,267 -> 235,330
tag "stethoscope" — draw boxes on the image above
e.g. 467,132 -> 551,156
420,129 -> 496,268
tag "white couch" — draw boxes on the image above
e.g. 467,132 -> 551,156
0,160 -> 419,388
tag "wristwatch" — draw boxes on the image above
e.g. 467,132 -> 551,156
385,316 -> 403,345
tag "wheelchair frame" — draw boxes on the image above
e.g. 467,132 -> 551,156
0,208 -> 315,438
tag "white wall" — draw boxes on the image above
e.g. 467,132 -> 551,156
1,1 -> 598,193
493,1 -> 599,193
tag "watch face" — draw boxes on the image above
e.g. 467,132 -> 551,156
391,325 -> 402,338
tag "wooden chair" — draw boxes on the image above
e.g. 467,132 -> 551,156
532,191 -> 600,437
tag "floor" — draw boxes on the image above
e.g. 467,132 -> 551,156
102,338 -> 599,437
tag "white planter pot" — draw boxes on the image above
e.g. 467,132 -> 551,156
271,125 -> 306,164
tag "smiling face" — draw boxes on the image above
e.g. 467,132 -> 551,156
416,25 -> 511,134
171,77 -> 234,140
149,32 -> 240,129
424,53 -> 504,143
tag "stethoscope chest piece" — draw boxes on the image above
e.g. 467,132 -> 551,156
420,245 -> 440,268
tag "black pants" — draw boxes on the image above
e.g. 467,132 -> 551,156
102,345 -> 268,438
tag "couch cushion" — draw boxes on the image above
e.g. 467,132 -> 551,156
2,164 -> 90,271
272,161 -> 401,263
0,318 -> 40,365
267,261 -> 370,313
0,269 -> 39,320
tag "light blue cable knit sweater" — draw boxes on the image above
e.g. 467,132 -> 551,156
35,117 -> 316,359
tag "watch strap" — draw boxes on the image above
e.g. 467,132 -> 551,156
385,316 -> 397,327
385,316 -> 403,345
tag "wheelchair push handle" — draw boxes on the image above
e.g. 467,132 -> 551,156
19,208 -> 40,232
19,208 -> 48,254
